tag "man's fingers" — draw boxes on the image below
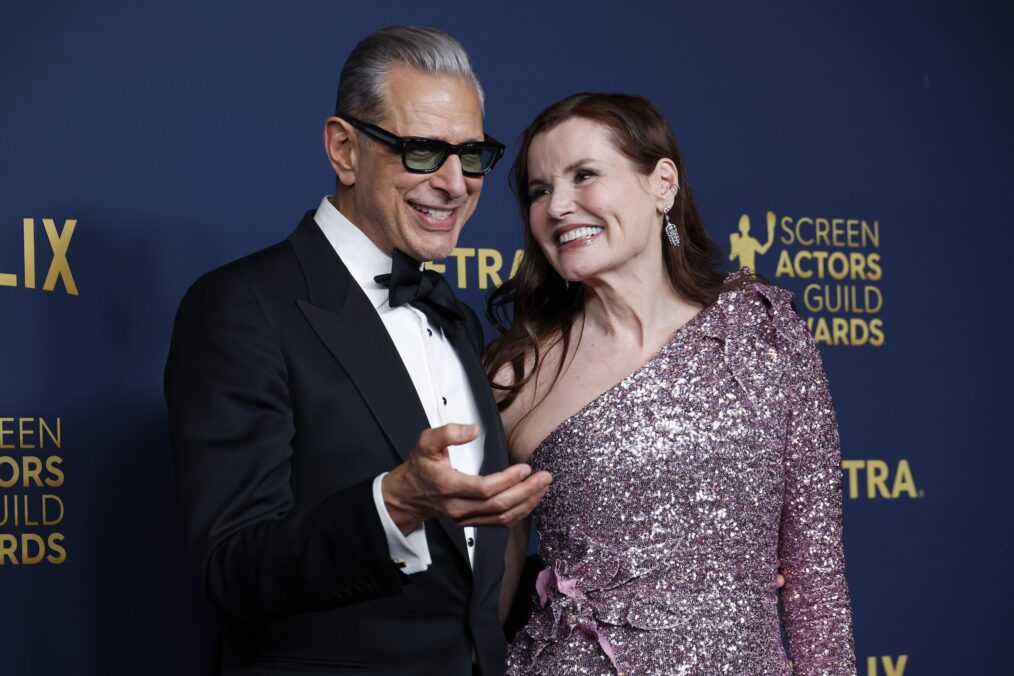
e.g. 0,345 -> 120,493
438,463 -> 538,501
474,468 -> 549,504
416,423 -> 480,458
419,423 -> 482,454
459,484 -> 548,527
439,464 -> 534,501
411,425 -> 552,524
450,471 -> 552,524
495,482 -> 550,526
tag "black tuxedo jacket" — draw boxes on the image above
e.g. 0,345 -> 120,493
165,212 -> 509,676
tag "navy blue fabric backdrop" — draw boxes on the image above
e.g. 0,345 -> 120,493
1,1 -> 1011,674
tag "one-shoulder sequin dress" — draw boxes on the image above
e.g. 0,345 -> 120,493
506,277 -> 856,675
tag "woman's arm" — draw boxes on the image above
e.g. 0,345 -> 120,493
499,518 -> 532,624
778,317 -> 857,675
489,358 -> 539,626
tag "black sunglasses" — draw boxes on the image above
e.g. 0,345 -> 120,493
341,115 -> 506,177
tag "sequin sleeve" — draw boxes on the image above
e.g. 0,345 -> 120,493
776,309 -> 857,674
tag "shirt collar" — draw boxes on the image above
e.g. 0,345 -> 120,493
313,196 -> 391,310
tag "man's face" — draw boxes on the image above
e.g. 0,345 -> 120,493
343,64 -> 485,262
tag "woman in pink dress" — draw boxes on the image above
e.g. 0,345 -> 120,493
485,93 -> 856,675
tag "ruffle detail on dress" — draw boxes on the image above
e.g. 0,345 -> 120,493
515,536 -> 688,674
693,270 -> 800,414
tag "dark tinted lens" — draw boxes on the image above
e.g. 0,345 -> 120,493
459,147 -> 486,174
403,140 -> 447,171
459,144 -> 498,175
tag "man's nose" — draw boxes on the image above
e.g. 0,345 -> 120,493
428,154 -> 469,199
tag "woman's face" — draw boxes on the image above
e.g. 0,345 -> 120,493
526,118 -> 664,284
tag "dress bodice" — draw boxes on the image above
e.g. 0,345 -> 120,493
507,276 -> 856,676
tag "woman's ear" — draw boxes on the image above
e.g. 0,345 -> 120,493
653,158 -> 679,212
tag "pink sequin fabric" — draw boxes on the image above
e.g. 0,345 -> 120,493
506,276 -> 856,675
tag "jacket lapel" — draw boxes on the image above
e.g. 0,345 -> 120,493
289,212 -> 471,567
289,212 -> 427,462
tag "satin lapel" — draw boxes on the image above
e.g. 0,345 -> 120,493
297,297 -> 427,462
445,318 -> 510,585
289,213 -> 426,462
289,213 -> 470,567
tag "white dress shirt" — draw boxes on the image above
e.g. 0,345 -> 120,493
313,196 -> 484,572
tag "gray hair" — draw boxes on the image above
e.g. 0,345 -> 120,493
335,25 -> 485,122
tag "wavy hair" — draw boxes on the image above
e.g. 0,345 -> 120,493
484,93 -> 738,414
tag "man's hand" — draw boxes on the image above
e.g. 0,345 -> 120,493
382,423 -> 553,535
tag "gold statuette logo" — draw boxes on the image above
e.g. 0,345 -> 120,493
729,212 -> 776,273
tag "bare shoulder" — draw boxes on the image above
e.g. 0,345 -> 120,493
491,357 -> 534,456
492,333 -> 568,465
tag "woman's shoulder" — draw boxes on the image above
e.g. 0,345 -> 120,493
721,268 -> 794,312
692,269 -> 822,402
490,330 -> 574,461
696,268 -> 807,344
490,332 -> 561,411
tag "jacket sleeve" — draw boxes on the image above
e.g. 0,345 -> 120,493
165,268 -> 404,623
777,313 -> 857,675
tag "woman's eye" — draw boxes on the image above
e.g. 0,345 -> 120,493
529,187 -> 550,201
574,170 -> 596,183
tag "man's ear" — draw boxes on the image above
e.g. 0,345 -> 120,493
324,117 -> 358,187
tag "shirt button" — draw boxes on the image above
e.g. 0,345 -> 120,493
426,328 -> 433,336
467,537 -> 475,547
442,396 -> 447,405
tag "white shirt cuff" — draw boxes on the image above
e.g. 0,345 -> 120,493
372,473 -> 431,574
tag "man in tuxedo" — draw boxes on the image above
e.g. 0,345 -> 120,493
165,26 -> 551,676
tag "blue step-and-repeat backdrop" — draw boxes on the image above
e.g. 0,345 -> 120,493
1,2 -> 1011,674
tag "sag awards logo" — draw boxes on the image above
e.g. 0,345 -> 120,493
729,212 -> 883,347
0,417 -> 67,565
0,218 -> 78,295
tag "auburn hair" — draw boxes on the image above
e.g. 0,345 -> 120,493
483,93 -> 741,413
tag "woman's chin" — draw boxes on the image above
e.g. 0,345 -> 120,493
558,265 -> 598,285
555,269 -> 582,284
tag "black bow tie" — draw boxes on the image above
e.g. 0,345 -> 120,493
374,248 -> 465,333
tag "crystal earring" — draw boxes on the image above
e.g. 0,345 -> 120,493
664,205 -> 681,247
565,279 -> 570,290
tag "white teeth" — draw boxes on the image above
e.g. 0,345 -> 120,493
558,226 -> 604,244
412,204 -> 453,219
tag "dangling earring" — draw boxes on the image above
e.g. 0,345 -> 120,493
664,205 -> 681,247
565,279 -> 570,290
